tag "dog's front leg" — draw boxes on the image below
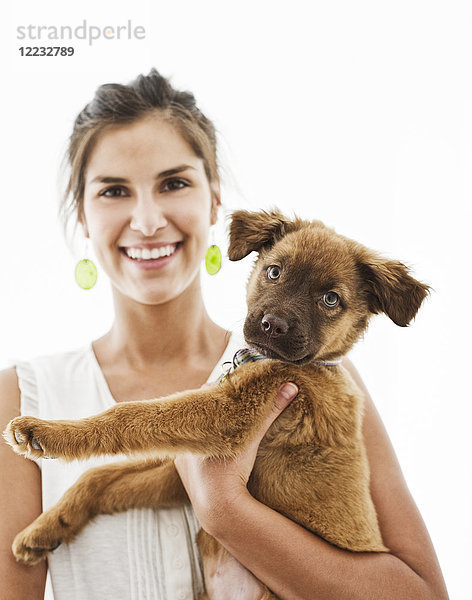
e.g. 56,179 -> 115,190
4,374 -> 281,462
12,458 -> 187,565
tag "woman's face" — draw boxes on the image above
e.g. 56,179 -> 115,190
82,115 -> 219,306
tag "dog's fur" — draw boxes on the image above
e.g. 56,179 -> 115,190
4,210 -> 429,599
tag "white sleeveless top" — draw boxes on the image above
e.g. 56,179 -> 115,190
16,332 -> 243,600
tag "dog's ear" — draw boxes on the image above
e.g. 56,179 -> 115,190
228,209 -> 304,261
357,250 -> 430,326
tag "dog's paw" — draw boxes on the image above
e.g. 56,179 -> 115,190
12,523 -> 62,565
3,416 -> 54,459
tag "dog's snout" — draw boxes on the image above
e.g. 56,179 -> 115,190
261,314 -> 289,338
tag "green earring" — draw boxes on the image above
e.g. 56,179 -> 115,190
205,244 -> 222,275
75,239 -> 97,289
75,259 -> 97,289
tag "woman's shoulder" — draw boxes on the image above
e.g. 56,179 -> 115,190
5,344 -> 110,419
15,344 -> 92,371
0,367 -> 21,413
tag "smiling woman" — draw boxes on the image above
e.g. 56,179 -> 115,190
0,69 -> 236,600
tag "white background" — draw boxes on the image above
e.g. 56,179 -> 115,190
1,1 -> 471,598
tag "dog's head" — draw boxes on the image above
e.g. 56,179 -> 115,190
228,209 -> 430,364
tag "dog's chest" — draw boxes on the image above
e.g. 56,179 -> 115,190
241,364 -> 363,519
245,393 -> 320,502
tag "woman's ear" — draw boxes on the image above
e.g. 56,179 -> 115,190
77,205 -> 90,238
80,223 -> 90,239
210,182 -> 221,226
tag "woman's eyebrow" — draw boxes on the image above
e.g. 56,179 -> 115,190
89,165 -> 197,185
90,176 -> 128,184
156,164 -> 196,179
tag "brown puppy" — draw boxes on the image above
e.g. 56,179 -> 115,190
4,210 -> 429,599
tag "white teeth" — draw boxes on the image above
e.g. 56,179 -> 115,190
124,245 -> 177,260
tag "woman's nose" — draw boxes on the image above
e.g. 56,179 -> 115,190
129,194 -> 168,237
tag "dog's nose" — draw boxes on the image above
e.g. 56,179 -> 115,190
261,314 -> 289,338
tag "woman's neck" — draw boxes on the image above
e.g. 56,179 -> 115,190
95,283 -> 228,372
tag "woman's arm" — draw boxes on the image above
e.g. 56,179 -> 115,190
175,367 -> 449,600
0,368 -> 46,600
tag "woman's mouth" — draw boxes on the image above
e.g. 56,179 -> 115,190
120,242 -> 181,269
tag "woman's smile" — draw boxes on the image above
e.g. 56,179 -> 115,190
119,241 -> 182,270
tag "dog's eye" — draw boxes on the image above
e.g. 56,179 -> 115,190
266,265 -> 282,281
322,292 -> 340,308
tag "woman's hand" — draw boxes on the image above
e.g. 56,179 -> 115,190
174,382 -> 298,531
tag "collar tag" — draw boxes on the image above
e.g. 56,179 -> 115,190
217,348 -> 266,384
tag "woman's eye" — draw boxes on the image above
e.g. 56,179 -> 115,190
162,178 -> 188,192
266,265 -> 282,281
322,292 -> 340,308
100,186 -> 128,198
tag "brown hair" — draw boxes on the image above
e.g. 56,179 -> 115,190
61,69 -> 219,229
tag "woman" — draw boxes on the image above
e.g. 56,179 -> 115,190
0,70 -> 448,599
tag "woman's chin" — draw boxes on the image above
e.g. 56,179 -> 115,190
112,275 -> 200,308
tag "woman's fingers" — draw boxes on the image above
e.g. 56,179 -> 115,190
251,383 -> 299,447
272,382 -> 299,412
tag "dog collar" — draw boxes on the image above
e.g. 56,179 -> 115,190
313,359 -> 343,367
217,348 -> 266,384
217,348 -> 342,384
